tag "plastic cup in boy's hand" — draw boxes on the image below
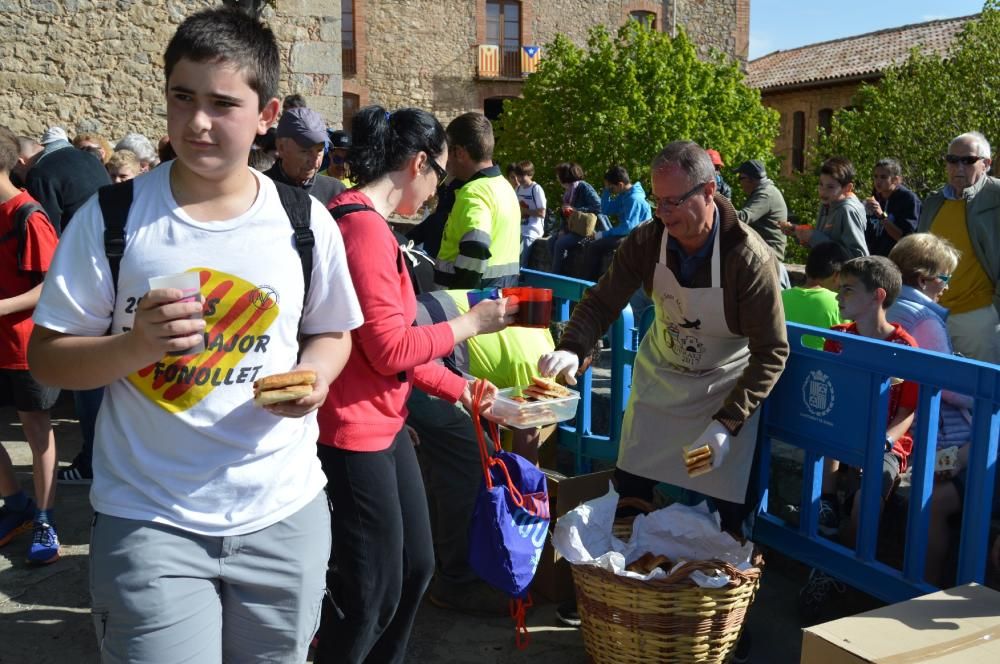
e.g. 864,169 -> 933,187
148,271 -> 205,356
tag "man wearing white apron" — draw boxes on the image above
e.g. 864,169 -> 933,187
541,141 -> 788,536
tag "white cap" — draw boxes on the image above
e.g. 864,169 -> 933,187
40,126 -> 68,145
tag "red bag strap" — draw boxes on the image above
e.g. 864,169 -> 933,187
471,379 -> 525,507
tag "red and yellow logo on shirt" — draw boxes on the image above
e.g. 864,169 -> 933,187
129,268 -> 280,413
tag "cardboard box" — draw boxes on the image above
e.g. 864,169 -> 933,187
531,468 -> 615,603
801,583 -> 1000,663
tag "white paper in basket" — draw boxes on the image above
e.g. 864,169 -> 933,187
552,482 -> 754,588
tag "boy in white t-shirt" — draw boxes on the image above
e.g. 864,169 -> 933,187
514,160 -> 547,266
28,8 -> 362,662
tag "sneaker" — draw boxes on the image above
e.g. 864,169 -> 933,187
27,521 -> 60,565
817,499 -> 840,538
0,499 -> 36,547
57,463 -> 93,484
555,599 -> 581,627
797,568 -> 845,623
426,578 -> 510,616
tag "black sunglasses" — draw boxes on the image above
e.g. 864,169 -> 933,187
654,181 -> 709,210
944,154 -> 985,166
427,158 -> 447,185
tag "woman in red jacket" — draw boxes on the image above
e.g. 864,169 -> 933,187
315,106 -> 514,664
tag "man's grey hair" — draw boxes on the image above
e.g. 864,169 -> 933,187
116,132 -> 157,165
950,132 -> 992,160
651,141 -> 715,186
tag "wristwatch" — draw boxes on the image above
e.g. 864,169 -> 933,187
885,435 -> 895,452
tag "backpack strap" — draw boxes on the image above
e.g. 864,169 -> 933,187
98,180 -> 135,311
329,203 -> 375,220
273,182 -> 314,313
3,201 -> 47,271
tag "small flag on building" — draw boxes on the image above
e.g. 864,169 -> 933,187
521,46 -> 541,76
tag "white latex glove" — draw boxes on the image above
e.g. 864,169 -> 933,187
695,420 -> 732,469
538,350 -> 579,386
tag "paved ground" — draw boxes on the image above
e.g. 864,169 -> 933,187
0,393 -> 834,663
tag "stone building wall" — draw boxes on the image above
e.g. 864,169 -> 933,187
761,81 -> 863,176
345,0 -> 749,128
0,0 -> 343,145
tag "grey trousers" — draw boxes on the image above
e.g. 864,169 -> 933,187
407,388 -> 484,586
89,491 -> 330,664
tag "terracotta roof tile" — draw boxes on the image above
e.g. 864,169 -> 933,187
747,14 -> 975,91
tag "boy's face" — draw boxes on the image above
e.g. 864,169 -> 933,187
872,167 -> 900,198
836,274 -> 882,321
818,174 -> 851,205
108,165 -> 138,183
515,173 -> 532,187
166,58 -> 279,181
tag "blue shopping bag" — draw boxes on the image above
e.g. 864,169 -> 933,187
467,380 -> 550,649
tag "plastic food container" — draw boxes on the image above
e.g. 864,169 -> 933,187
501,287 -> 553,328
489,386 -> 580,429
467,287 -> 500,307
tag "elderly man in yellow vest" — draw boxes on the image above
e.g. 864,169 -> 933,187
917,131 -> 1000,363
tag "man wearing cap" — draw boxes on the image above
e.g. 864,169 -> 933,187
264,107 -> 345,206
324,130 -> 353,188
22,127 -> 110,234
735,159 -> 789,264
706,149 -> 732,199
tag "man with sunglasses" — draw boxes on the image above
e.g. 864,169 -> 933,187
917,132 -> 1000,363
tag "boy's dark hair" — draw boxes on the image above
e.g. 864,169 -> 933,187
820,156 -> 856,187
805,242 -> 851,281
349,105 -> 446,187
446,112 -> 494,162
555,162 -> 585,184
840,255 -> 902,309
0,125 -> 17,172
163,7 -> 279,111
604,165 -> 630,185
283,93 -> 307,110
514,160 -> 534,178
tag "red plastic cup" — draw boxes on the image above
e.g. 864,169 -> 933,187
501,287 -> 552,328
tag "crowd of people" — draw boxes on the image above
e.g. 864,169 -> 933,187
0,5 -> 998,664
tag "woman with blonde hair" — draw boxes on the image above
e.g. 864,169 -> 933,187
71,133 -> 113,164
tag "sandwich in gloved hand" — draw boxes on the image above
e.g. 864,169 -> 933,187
253,370 -> 316,407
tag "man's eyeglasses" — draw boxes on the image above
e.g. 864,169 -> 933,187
427,159 -> 447,185
330,155 -> 347,165
654,182 -> 708,210
937,273 -> 952,283
944,154 -> 985,166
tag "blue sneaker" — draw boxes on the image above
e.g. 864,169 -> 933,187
0,499 -> 36,547
27,521 -> 60,565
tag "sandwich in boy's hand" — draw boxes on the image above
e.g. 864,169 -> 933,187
683,444 -> 713,477
253,370 -> 316,407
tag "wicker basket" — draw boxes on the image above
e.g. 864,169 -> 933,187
571,497 -> 762,664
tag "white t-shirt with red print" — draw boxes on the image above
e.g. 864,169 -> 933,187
33,163 -> 363,535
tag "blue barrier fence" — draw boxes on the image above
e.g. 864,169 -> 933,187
521,269 -> 1000,601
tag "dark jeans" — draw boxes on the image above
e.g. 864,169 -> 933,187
72,387 -> 104,470
315,429 -> 435,664
406,389 -> 483,586
548,231 -> 585,274
582,234 -> 623,281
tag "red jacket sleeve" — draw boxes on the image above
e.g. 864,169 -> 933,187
413,361 -> 467,402
341,211 -> 457,375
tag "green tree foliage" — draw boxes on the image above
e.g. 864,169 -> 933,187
777,0 -> 1000,254
494,21 -> 779,208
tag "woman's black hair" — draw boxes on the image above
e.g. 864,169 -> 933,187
349,105 -> 446,187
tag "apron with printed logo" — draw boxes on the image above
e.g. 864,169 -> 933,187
618,226 -> 760,503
